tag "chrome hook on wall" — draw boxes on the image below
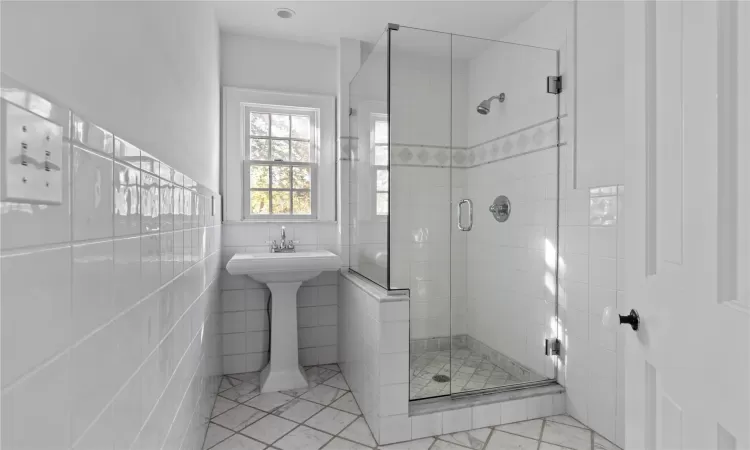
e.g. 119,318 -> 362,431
489,195 -> 511,222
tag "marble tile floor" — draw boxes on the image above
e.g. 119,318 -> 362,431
203,364 -> 620,450
410,348 -> 525,400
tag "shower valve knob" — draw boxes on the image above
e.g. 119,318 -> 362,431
602,307 -> 640,331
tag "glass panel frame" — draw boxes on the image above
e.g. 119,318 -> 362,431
348,26 -> 561,402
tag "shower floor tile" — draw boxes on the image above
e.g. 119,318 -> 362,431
409,348 -> 524,400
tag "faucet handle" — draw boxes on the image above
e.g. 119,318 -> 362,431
286,239 -> 299,249
265,239 -> 279,250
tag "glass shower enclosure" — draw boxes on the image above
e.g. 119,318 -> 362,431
349,25 -> 561,401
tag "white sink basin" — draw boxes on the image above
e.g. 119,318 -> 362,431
226,250 -> 342,283
225,250 -> 342,393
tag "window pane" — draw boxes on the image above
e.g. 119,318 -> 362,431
249,165 -> 269,188
250,112 -> 269,136
250,191 -> 270,214
293,191 -> 312,215
291,115 -> 310,139
291,141 -> 311,162
271,191 -> 291,214
250,139 -> 270,160
376,169 -> 389,191
271,166 -> 291,188
271,114 -> 290,137
374,145 -> 389,166
271,140 -> 289,160
374,120 -> 388,143
376,192 -> 389,215
292,166 -> 311,189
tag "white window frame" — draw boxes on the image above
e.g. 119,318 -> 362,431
243,104 -> 318,219
370,113 -> 389,217
222,87 -> 336,222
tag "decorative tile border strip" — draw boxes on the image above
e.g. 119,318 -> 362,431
343,114 -> 568,168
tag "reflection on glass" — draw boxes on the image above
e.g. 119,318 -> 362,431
376,193 -> 388,216
376,169 -> 388,191
374,145 -> 389,166
374,120 -> 388,143
349,30 -> 388,288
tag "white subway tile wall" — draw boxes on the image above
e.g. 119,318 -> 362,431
557,150 -> 626,448
220,222 -> 344,373
0,80 -> 223,450
337,271 -> 565,446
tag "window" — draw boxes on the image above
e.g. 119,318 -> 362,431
372,115 -> 389,216
244,106 -> 317,217
222,88 -> 336,222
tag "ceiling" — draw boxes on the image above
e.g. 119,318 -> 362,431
213,1 -> 548,50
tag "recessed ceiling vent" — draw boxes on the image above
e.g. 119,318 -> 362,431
275,8 -> 295,19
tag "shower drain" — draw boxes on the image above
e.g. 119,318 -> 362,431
432,374 -> 450,383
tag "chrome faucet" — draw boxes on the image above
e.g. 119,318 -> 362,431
268,226 -> 298,253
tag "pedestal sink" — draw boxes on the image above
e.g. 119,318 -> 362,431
226,250 -> 342,393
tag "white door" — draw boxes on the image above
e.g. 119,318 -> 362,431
623,1 -> 750,449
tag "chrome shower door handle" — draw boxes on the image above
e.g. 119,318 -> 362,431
457,199 -> 473,231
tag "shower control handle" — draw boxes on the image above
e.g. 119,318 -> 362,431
457,199 -> 473,231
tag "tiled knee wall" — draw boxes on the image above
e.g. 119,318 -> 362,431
220,222 -> 341,374
0,78 -> 223,450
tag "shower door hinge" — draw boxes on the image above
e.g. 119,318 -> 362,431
547,76 -> 562,94
545,338 -> 561,356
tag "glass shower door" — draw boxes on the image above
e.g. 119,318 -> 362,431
450,34 -> 561,395
387,26 -> 454,400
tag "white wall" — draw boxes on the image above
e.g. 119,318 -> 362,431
0,1 -> 221,191
221,33 -> 338,95
218,35 -> 348,372
0,3 -> 223,450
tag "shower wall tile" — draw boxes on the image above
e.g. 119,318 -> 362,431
0,82 -> 222,450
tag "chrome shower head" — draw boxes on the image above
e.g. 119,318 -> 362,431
476,93 -> 505,115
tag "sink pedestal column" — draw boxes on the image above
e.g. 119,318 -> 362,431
259,281 -> 308,393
